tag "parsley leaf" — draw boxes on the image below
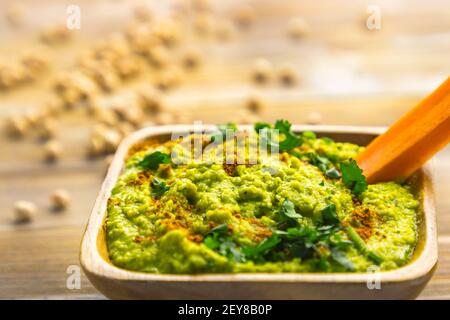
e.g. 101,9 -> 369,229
254,122 -> 272,132
242,234 -> 281,259
331,247 -> 355,271
138,151 -> 170,170
274,119 -> 302,151
340,159 -> 367,195
280,199 -> 302,219
306,153 -> 340,179
321,203 -> 339,226
203,224 -> 245,262
325,168 -> 341,179
151,177 -> 170,198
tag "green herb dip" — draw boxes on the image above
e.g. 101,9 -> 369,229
106,127 -> 418,274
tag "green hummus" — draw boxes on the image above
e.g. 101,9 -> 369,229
106,124 -> 418,274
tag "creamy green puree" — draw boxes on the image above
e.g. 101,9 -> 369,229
106,122 -> 418,274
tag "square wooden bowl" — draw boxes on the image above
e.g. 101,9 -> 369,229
80,125 -> 438,299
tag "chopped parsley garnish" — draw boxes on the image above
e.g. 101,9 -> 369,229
321,203 -> 339,226
242,234 -> 281,259
340,159 -> 367,195
254,122 -> 272,132
345,226 -> 383,265
325,168 -> 341,179
280,199 -> 302,219
151,177 -> 169,198
203,224 -> 244,262
138,151 -> 170,170
306,153 -> 341,179
274,119 -> 302,151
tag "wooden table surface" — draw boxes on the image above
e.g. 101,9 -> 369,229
0,0 -> 449,299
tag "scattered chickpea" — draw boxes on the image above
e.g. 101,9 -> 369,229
40,24 -> 72,45
102,128 -> 122,153
37,118 -> 57,140
96,108 -> 119,126
152,19 -> 180,47
234,5 -> 256,28
50,189 -> 71,211
278,63 -> 298,87
287,17 -> 309,40
12,200 -> 36,223
214,20 -> 234,41
115,57 -> 141,79
194,13 -> 214,36
20,49 -> 49,74
5,115 -> 29,137
192,0 -> 211,12
133,4 -> 153,22
155,68 -> 182,91
5,3 -> 25,27
245,95 -> 265,114
136,89 -> 164,114
251,58 -> 273,84
87,135 -> 105,158
181,47 -> 203,70
147,46 -> 171,68
44,140 -> 62,162
305,111 -> 323,125
96,70 -> 121,92
116,122 -> 135,138
0,63 -> 29,89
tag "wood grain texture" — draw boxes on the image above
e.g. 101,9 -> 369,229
0,0 -> 449,299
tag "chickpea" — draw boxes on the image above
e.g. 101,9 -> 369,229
5,3 -> 25,27
181,47 -> 203,70
305,111 -> 323,125
245,95 -> 265,114
5,115 -> 29,137
50,189 -> 71,211
251,58 -> 273,84
12,201 -> 36,223
133,4 -> 153,22
214,20 -> 234,41
44,140 -> 62,162
287,17 -> 309,40
278,63 -> 298,87
136,89 -> 164,114
234,5 -> 255,29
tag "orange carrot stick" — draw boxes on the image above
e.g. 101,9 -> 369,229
357,77 -> 450,184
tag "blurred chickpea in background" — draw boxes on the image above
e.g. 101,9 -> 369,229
50,189 -> 71,211
133,4 -> 153,22
181,47 -> 203,70
278,63 -> 298,87
12,201 -> 36,223
251,58 -> 273,84
44,140 -> 62,162
5,2 -> 25,27
245,95 -> 266,114
40,24 -> 72,45
287,17 -> 309,40
233,5 -> 256,29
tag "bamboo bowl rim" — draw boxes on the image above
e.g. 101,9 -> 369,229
80,125 -> 438,284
